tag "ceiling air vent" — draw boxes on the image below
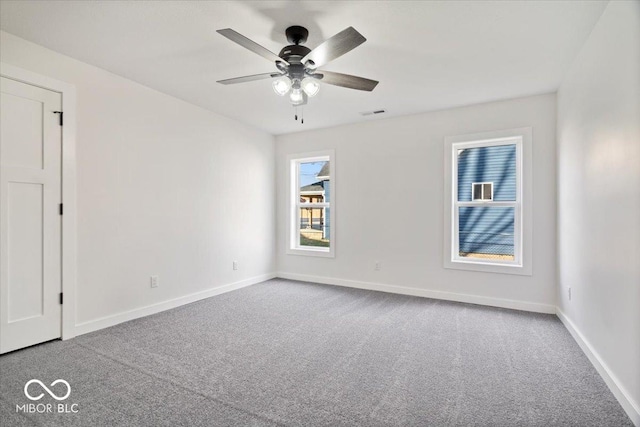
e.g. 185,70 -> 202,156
360,109 -> 387,116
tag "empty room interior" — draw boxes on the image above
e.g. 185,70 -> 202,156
0,1 -> 638,426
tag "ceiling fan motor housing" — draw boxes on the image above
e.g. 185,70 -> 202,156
278,44 -> 311,65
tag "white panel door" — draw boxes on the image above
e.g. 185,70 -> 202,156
0,76 -> 62,354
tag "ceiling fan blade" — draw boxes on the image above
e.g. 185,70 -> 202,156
217,28 -> 289,65
302,27 -> 366,68
315,70 -> 378,91
217,72 -> 281,85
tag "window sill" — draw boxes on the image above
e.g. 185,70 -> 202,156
286,247 -> 335,258
444,258 -> 531,276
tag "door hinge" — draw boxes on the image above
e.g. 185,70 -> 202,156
53,111 -> 63,126
59,203 -> 63,215
59,293 -> 63,305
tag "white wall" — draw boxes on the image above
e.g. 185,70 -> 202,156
276,93 -> 557,312
556,1 -> 640,423
0,31 -> 276,329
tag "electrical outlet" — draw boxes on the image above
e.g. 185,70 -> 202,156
233,261 -> 238,271
374,261 -> 381,271
150,275 -> 159,288
568,287 -> 571,301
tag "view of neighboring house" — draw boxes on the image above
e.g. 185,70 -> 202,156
457,145 -> 516,259
300,162 -> 330,241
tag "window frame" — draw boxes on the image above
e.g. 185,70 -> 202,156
444,128 -> 532,276
286,150 -> 335,258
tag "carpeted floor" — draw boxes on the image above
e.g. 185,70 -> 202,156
0,279 -> 633,426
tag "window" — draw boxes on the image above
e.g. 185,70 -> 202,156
472,182 -> 493,201
443,128 -> 532,275
287,150 -> 335,257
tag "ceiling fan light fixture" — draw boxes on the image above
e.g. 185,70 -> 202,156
272,76 -> 292,96
301,78 -> 320,97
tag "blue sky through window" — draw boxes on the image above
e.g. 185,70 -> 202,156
299,161 -> 326,187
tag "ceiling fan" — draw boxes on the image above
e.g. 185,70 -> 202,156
216,25 -> 378,119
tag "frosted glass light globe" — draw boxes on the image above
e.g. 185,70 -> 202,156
289,88 -> 304,105
301,78 -> 320,97
272,77 -> 292,96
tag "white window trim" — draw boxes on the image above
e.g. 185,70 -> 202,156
443,128 -> 532,276
286,150 -> 335,258
471,182 -> 493,201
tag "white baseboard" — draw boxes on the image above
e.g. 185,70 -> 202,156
556,309 -> 640,426
276,272 -> 556,314
74,273 -> 276,336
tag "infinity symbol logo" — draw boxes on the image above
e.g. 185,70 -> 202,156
24,379 -> 71,401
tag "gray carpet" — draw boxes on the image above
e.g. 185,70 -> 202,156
0,279 -> 633,426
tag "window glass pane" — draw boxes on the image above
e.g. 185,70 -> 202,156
458,206 -> 514,261
297,159 -> 330,250
473,183 -> 482,200
299,160 -> 329,203
458,145 -> 516,201
483,183 -> 492,200
299,208 -> 330,248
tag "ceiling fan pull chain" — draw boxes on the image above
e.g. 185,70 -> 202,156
295,106 -> 298,121
301,107 -> 304,124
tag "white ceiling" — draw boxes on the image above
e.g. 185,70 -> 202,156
0,1 -> 607,135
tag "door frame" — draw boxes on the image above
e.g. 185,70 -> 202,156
1,62 -> 77,341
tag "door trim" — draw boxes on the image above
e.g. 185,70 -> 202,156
1,62 -> 77,341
